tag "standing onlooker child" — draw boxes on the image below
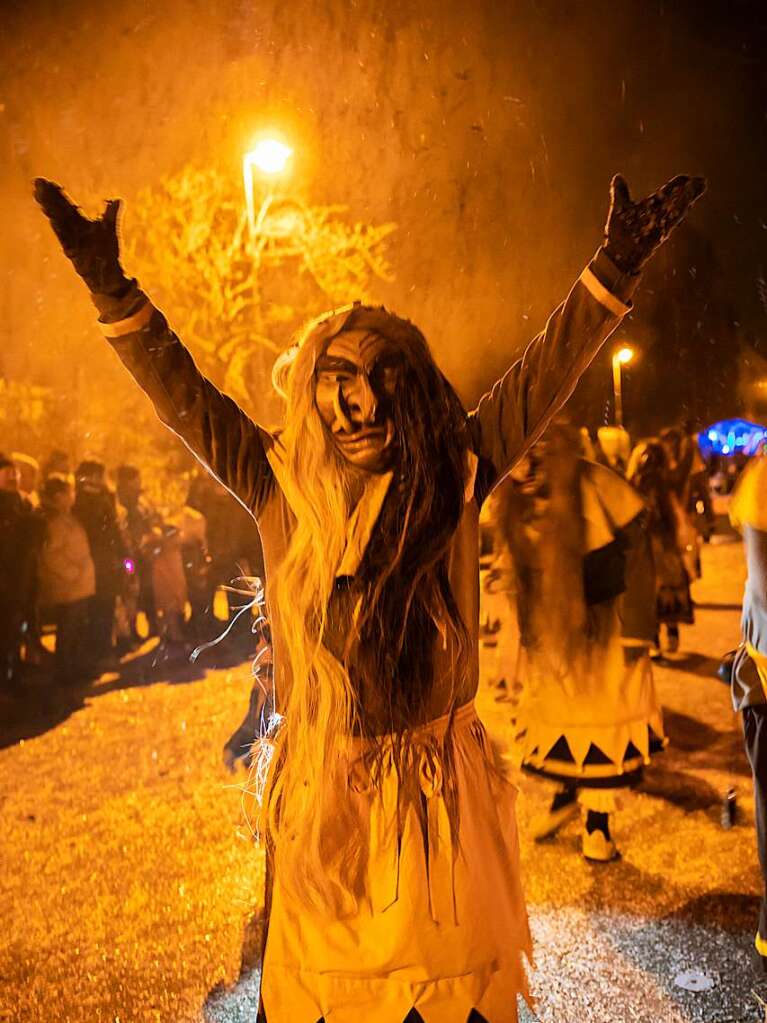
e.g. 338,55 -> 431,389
729,454 -> 767,972
149,517 -> 190,657
38,475 -> 95,685
73,460 -> 126,664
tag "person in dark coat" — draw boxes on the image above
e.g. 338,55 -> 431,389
38,474 -> 96,685
223,617 -> 275,771
116,464 -> 159,641
186,468 -> 265,623
0,454 -> 40,695
73,459 -> 126,663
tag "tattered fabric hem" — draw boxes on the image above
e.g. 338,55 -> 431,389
262,703 -> 532,1023
518,707 -> 666,779
262,956 -> 531,1023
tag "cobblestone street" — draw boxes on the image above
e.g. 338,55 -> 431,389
1,537 -> 764,1023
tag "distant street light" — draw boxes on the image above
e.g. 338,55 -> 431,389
242,137 -> 293,237
612,345 -> 634,427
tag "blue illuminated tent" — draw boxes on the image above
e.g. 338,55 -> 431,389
698,418 -> 767,457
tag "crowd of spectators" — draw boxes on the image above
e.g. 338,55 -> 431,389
0,447 -> 264,700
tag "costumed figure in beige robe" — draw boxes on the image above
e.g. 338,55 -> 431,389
628,438 -> 695,655
34,170 -> 703,1023
660,424 -> 713,577
495,423 -> 666,862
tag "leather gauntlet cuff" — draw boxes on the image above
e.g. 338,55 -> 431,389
90,279 -> 147,322
591,246 -> 641,304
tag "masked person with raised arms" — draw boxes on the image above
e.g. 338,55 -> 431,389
34,171 -> 704,1023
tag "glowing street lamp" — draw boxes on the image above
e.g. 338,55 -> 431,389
250,138 -> 292,174
242,138 -> 293,237
612,345 -> 634,427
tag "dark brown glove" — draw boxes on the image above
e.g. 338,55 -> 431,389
34,178 -> 131,297
604,173 -> 707,274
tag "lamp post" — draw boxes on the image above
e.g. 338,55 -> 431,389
612,345 -> 634,427
242,138 -> 293,239
241,136 -> 296,360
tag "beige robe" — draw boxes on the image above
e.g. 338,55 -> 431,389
96,247 -> 636,1021
509,463 -> 666,783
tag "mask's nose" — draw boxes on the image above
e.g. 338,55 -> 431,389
331,386 -> 353,433
347,373 -> 378,423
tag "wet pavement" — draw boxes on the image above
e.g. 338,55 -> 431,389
1,537 -> 765,1022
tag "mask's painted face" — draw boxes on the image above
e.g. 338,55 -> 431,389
314,328 -> 404,473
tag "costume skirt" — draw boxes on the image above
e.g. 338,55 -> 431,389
512,637 -> 666,785
261,701 -> 532,1023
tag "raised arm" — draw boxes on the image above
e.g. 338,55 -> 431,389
34,179 -> 274,518
470,173 -> 705,501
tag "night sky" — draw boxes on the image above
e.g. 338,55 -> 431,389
2,0 -> 766,446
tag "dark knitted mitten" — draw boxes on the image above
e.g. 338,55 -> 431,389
34,177 -> 131,298
604,173 -> 706,274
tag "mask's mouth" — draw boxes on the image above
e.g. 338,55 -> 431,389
334,422 -> 392,444
333,422 -> 395,463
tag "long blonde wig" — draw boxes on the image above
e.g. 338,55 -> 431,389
256,305 -> 471,912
